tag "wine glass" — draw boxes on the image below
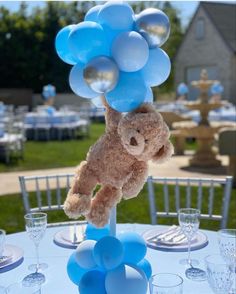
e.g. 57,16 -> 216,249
178,208 -> 200,266
22,213 -> 47,287
218,229 -> 236,294
178,208 -> 206,281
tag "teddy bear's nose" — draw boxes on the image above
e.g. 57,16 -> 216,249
130,137 -> 138,146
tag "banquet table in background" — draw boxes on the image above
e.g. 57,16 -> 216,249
1,224 -> 219,294
24,111 -> 90,140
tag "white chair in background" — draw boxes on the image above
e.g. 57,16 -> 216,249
147,176 -> 233,229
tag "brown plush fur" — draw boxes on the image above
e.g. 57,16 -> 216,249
64,103 -> 174,227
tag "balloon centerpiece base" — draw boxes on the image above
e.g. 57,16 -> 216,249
67,222 -> 152,294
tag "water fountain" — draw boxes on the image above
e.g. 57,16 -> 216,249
173,69 -> 235,168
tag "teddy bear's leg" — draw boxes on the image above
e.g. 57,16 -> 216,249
64,162 -> 97,219
86,185 -> 122,228
122,161 -> 148,200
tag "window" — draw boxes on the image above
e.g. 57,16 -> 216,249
195,18 -> 205,40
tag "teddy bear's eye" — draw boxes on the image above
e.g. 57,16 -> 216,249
136,129 -> 140,133
145,139 -> 148,143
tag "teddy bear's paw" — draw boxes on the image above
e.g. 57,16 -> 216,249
64,193 -> 91,219
86,204 -> 110,228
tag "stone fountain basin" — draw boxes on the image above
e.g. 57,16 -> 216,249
184,101 -> 226,112
173,121 -> 236,139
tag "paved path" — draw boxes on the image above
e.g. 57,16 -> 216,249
0,154 -> 229,196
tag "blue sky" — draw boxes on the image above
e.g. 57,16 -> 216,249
0,1 -> 199,28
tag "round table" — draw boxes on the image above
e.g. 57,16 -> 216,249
1,224 -> 218,293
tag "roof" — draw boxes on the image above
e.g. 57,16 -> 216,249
201,2 -> 236,53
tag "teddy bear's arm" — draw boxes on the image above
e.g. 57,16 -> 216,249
122,161 -> 148,200
101,96 -> 122,132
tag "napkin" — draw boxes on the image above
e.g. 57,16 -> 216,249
147,225 -> 188,246
0,255 -> 12,267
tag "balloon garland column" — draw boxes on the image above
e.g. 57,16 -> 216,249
55,2 -> 171,294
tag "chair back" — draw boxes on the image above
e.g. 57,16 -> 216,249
147,176 -> 233,229
19,173 -> 78,226
19,173 -> 75,213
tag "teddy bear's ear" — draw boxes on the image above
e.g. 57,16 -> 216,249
134,103 -> 156,114
152,141 -> 174,164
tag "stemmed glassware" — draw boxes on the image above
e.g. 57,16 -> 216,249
218,229 -> 236,294
178,208 -> 206,281
22,213 -> 47,287
178,208 -> 200,266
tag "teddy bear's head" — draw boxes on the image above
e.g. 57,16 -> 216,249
118,104 -> 174,163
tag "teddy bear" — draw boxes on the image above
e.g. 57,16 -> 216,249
63,101 -> 174,227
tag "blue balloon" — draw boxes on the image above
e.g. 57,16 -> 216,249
42,84 -> 56,99
75,240 -> 97,269
98,2 -> 134,32
93,236 -> 124,270
79,270 -> 106,294
55,25 -> 77,65
118,232 -> 147,264
68,21 -> 109,64
85,223 -> 110,241
129,259 -> 152,280
84,5 -> 103,22
69,62 -> 98,99
105,71 -> 146,112
144,87 -> 154,103
105,265 -> 148,294
67,252 -> 88,285
141,48 -> 171,87
177,83 -> 188,95
112,31 -> 149,72
211,83 -> 224,95
46,106 -> 56,116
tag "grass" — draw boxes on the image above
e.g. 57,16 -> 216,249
0,183 -> 235,234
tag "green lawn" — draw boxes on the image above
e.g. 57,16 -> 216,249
0,184 -> 235,234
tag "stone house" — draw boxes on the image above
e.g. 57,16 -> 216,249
174,2 -> 236,103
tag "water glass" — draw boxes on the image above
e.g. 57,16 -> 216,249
218,229 -> 236,293
149,273 -> 183,294
205,254 -> 232,294
178,208 -> 200,266
0,229 -> 6,257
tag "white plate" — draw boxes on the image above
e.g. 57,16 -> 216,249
0,244 -> 24,272
54,226 -> 85,249
142,228 -> 208,252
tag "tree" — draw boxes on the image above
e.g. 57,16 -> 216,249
0,1 -> 182,94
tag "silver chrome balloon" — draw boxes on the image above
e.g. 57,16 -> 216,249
135,8 -> 170,48
83,56 -> 119,94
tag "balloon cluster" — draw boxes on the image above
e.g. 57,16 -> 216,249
177,83 -> 188,96
55,2 -> 171,112
210,82 -> 224,95
67,232 -> 152,294
42,84 -> 56,100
